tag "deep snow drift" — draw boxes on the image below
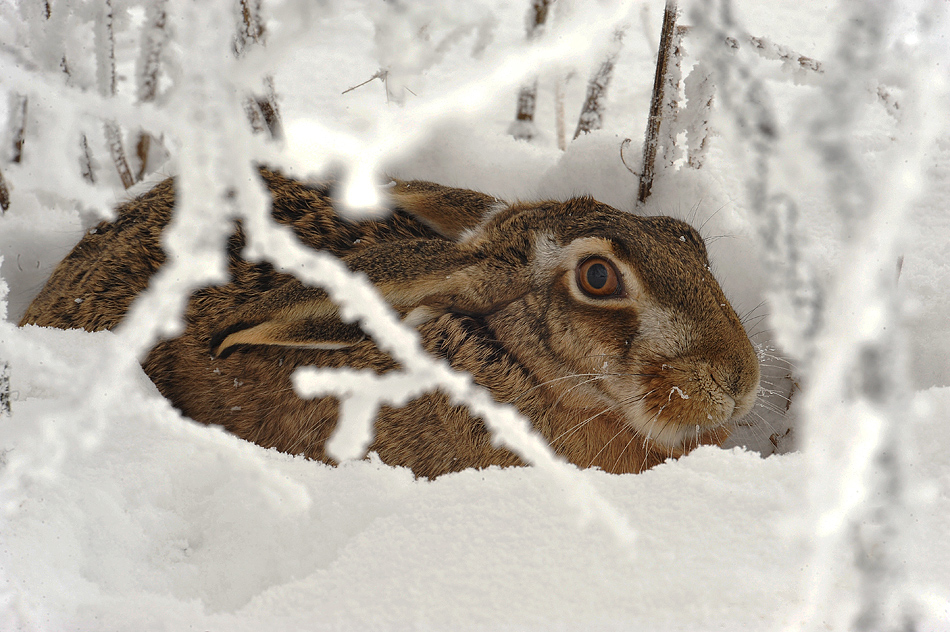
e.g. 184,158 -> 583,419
1,0 -> 949,630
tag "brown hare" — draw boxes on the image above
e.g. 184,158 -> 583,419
20,167 -> 760,478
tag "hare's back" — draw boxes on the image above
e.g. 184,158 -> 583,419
19,177 -> 177,331
20,168 -> 447,332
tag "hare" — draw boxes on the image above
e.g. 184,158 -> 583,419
20,168 -> 760,478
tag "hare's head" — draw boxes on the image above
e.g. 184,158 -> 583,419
444,197 -> 759,451
214,181 -> 759,456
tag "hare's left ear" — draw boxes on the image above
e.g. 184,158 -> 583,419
389,180 -> 500,240
211,237 -> 534,357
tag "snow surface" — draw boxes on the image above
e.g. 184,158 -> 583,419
2,0 -> 950,630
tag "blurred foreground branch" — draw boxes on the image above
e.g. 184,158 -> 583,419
689,0 -> 922,628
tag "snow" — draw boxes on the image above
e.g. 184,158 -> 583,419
4,329 -> 808,630
2,0 -> 950,630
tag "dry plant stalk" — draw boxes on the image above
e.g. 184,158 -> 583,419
0,172 -> 9,212
237,0 -> 265,48
79,134 -> 96,184
1,95 -> 28,212
134,0 -> 169,181
255,76 -> 282,139
637,0 -> 678,205
573,27 -> 626,140
9,95 -> 27,164
509,0 -> 553,141
58,49 -> 98,184
96,0 -> 135,188
237,0 -> 283,140
554,75 -> 567,150
0,361 -> 9,417
105,122 -> 135,189
655,23 -> 687,168
725,34 -> 823,74
135,134 -> 152,182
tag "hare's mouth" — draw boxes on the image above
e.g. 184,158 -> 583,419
618,380 -> 743,450
634,414 -> 733,450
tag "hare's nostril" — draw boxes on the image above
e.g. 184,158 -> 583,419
709,369 -> 739,402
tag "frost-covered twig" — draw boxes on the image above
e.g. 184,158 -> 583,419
0,360 -> 9,417
137,0 -> 168,103
554,74 -> 567,150
134,0 -> 169,180
235,0 -> 265,56
688,3 -> 810,341
876,85 -> 900,120
6,94 -> 27,165
637,0 -> 678,205
682,56 -> 715,169
235,0 -> 283,140
1,93 -> 28,212
94,0 -> 117,99
0,172 -> 9,212
692,0 -> 933,628
723,30 -> 902,118
104,121 -> 134,189
509,0 -> 553,141
53,48 -> 100,185
95,0 -> 135,188
656,24 -> 687,168
573,26 -> 626,140
266,228 -> 636,544
725,34 -> 823,75
256,75 -> 283,140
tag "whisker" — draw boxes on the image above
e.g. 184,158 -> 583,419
587,424 -> 629,469
610,433 -> 640,473
697,199 -> 731,234
510,372 -> 604,405
549,375 -> 610,408
551,389 -> 655,448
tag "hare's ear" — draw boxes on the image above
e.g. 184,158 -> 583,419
389,180 -> 501,240
211,314 -> 365,359
345,237 -> 532,318
210,286 -> 365,358
212,238 -> 533,357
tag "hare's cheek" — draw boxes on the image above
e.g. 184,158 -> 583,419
552,292 -> 641,364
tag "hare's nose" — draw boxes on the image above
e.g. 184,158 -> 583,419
708,369 -> 737,409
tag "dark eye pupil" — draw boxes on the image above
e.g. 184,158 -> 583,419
586,263 -> 609,289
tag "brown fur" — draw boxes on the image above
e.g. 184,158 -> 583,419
20,167 -> 759,478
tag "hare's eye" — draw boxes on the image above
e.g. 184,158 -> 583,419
577,257 -> 621,297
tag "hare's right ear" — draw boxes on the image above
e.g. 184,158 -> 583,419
389,180 -> 501,240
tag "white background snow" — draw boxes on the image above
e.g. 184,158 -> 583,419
1,0 -> 949,630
